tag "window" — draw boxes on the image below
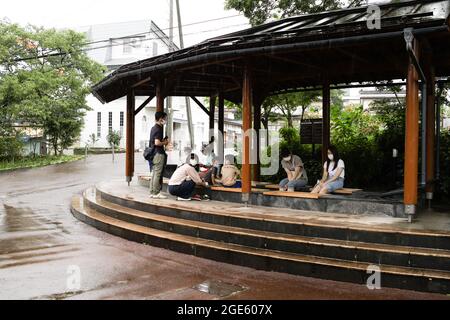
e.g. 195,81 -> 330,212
108,112 -> 113,133
97,112 -> 101,138
120,112 -> 124,137
152,42 -> 158,56
123,38 -> 142,54
142,115 -> 147,133
123,39 -> 132,54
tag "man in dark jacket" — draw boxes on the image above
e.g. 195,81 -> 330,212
149,111 -> 170,199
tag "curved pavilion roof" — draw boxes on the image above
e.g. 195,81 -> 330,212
92,0 -> 450,104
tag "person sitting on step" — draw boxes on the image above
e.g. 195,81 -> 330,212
169,153 -> 209,201
311,145 -> 345,195
215,154 -> 241,188
279,148 -> 308,192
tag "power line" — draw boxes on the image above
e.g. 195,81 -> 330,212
3,22 -> 250,64
83,22 -> 249,53
79,14 -> 245,47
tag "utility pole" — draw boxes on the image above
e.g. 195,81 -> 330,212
176,0 -> 195,150
166,0 -> 174,140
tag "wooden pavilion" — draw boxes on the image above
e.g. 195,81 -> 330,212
92,0 -> 450,222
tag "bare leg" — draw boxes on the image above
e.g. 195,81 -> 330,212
311,184 -> 321,194
319,187 -> 329,195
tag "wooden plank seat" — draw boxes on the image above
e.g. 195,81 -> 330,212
263,191 -> 323,199
210,186 -> 268,193
332,188 -> 363,195
210,187 -> 242,193
265,184 -> 312,192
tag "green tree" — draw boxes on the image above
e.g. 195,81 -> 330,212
107,130 -> 122,162
265,91 -> 321,127
225,0 -> 365,26
0,20 -> 105,156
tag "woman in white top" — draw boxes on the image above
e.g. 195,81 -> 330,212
311,145 -> 345,195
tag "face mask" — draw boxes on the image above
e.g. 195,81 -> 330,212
190,159 -> 198,167
328,154 -> 334,161
160,120 -> 166,125
283,156 -> 291,162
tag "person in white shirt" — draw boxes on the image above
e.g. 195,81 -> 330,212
311,145 -> 345,195
168,154 -> 208,201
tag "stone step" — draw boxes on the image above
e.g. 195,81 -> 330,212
82,188 -> 450,271
96,184 -> 450,250
71,195 -> 450,294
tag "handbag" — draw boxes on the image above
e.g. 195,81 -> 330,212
143,146 -> 156,161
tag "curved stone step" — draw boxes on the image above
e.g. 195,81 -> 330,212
71,195 -> 450,294
96,183 -> 450,250
83,187 -> 450,271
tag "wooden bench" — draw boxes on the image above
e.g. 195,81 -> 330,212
332,188 -> 363,195
265,184 -> 281,190
211,186 -> 268,193
263,191 -> 323,199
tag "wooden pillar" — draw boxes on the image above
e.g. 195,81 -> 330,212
209,95 -> 216,141
156,81 -> 164,113
425,67 -> 436,200
242,66 -> 253,201
126,90 -> 135,185
253,97 -> 262,182
404,39 -> 420,219
322,82 -> 331,164
218,94 -> 225,164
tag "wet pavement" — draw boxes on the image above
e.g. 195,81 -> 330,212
0,154 -> 448,300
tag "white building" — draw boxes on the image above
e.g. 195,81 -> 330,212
76,20 -> 242,165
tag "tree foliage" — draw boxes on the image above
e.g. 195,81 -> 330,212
0,20 -> 105,157
225,0 -> 365,26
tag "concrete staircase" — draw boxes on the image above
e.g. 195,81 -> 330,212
71,184 -> 450,294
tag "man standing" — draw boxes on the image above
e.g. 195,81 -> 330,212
149,111 -> 169,199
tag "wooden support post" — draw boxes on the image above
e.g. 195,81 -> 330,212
126,90 -> 135,185
242,66 -> 252,201
322,82 -> 331,164
253,97 -> 262,182
218,94 -> 225,164
156,81 -> 164,113
425,65 -> 436,202
209,95 -> 216,141
404,39 -> 420,220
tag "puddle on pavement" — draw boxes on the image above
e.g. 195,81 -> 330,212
192,280 -> 247,298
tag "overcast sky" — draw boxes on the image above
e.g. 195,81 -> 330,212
1,0 -> 250,47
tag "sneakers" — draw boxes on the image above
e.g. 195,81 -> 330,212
177,197 -> 191,201
191,194 -> 202,201
151,193 -> 167,199
202,195 -> 210,201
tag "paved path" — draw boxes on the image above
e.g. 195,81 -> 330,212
0,154 -> 447,300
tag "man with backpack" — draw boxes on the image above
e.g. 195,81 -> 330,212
148,111 -> 170,199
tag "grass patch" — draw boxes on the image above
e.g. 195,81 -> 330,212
0,155 -> 85,172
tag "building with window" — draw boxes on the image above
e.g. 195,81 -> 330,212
75,20 -> 242,165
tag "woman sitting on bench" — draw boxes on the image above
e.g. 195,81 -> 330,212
279,148 -> 308,192
311,145 -> 345,195
215,154 -> 241,188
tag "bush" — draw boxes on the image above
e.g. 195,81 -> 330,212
0,135 -> 24,161
438,129 -> 450,199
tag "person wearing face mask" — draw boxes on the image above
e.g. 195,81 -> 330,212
279,148 -> 309,192
311,145 -> 345,195
168,154 -> 209,201
149,111 -> 170,199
